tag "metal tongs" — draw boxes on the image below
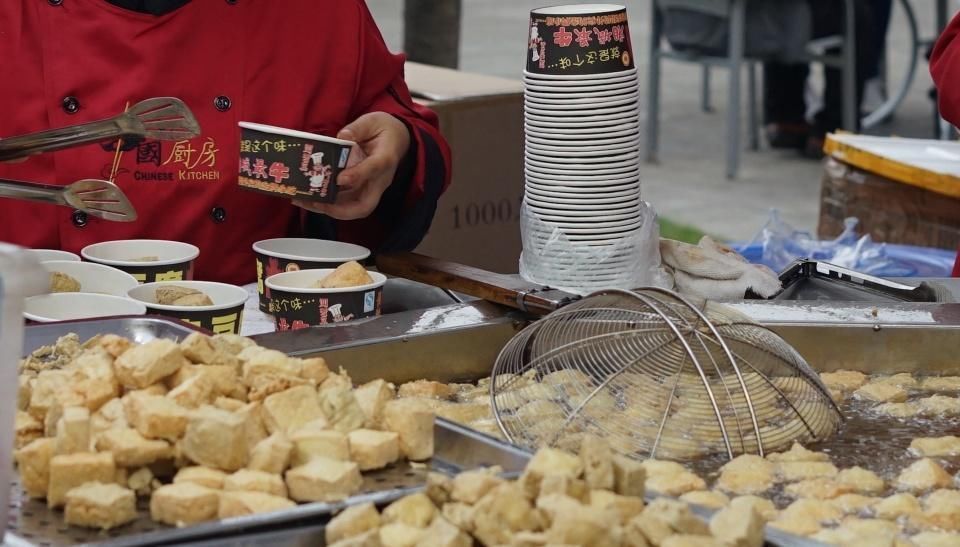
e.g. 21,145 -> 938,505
0,178 -> 137,222
0,97 -> 200,161
0,97 -> 200,222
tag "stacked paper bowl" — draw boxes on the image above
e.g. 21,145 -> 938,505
521,3 -> 648,292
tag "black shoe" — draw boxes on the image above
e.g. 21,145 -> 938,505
766,123 -> 811,149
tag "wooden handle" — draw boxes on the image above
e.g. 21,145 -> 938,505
375,252 -> 568,315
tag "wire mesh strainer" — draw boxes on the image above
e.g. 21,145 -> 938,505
490,287 -> 842,460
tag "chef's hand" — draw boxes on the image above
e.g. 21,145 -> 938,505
294,112 -> 411,220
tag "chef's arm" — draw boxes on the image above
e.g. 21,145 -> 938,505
343,0 -> 452,251
931,12 -> 960,127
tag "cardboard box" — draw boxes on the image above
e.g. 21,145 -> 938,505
819,135 -> 960,251
819,157 -> 960,250
406,62 -> 524,274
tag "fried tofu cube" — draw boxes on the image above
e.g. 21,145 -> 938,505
539,473 -> 589,502
661,535 -> 725,547
730,495 -> 779,522
173,466 -> 228,489
837,466 -> 886,495
537,493 -> 618,546
167,371 -> 215,409
348,429 -> 400,471
421,516 -> 472,547
223,469 -> 287,498
95,428 -> 171,467
17,375 -> 33,412
520,447 -> 583,498
580,436 -> 614,490
398,380 -> 457,400
64,482 -> 137,530
54,406 -> 90,455
383,492 -> 437,527
180,332 -> 217,364
775,461 -> 838,482
819,370 -> 868,392
425,471 -> 454,506
589,489 -> 644,524
353,379 -> 395,428
247,374 -> 313,402
378,523 -> 425,547
710,501 -> 764,547
91,398 -> 128,440
285,457 -> 362,502
182,405 -> 249,471
127,467 -> 156,496
896,459 -> 954,492
217,490 -> 296,518
442,502 -> 476,534
15,438 -> 55,498
114,339 -> 185,389
124,393 -> 189,441
29,369 -> 73,420
318,384 -> 366,433
235,400 -> 268,451
326,502 -> 382,544
248,432 -> 293,474
211,333 -> 256,356
214,396 -> 245,412
150,482 -> 220,526
97,334 -> 133,358
241,347 -> 301,383
128,383 -> 169,397
47,452 -> 116,508
853,382 -> 908,403
328,529 -> 380,547
290,429 -> 350,466
15,410 -> 43,450
643,498 -> 710,535
382,398 -> 434,461
612,455 -> 646,498
874,493 -> 922,519
680,490 -> 730,510
451,468 -> 505,504
299,357 -> 330,384
71,348 -> 121,412
261,385 -> 325,435
909,436 -> 960,458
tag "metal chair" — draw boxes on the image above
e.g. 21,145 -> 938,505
645,0 -> 858,179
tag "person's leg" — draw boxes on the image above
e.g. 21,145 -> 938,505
864,0 -> 893,80
810,0 -> 874,144
764,62 -> 811,148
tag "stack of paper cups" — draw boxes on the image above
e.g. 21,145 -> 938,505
521,4 -> 652,293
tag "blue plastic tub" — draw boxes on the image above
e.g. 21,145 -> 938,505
733,243 -> 958,278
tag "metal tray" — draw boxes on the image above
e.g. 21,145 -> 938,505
11,317 -> 531,546
6,419 -> 529,547
23,315 -> 203,355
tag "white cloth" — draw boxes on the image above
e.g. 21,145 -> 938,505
660,236 -> 782,301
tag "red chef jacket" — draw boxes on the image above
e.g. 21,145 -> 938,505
0,0 -> 451,284
930,13 -> 960,277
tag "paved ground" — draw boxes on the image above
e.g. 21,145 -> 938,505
368,0 -> 952,242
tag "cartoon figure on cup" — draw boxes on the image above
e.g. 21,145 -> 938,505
285,263 -> 300,273
328,303 -> 354,323
529,24 -> 543,63
305,152 -> 332,194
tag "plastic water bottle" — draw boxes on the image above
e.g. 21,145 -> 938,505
0,244 -> 47,543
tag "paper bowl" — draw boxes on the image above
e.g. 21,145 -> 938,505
128,281 -> 248,334
526,132 -> 639,147
43,260 -> 139,297
526,2 -> 635,78
27,249 -> 81,263
526,150 -> 639,165
525,91 -> 639,107
81,240 -> 199,283
265,269 -> 387,331
252,238 -> 371,313
237,122 -> 354,204
24,293 -> 146,323
524,102 -> 639,118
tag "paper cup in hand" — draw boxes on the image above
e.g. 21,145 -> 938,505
526,4 -> 634,77
238,122 -> 354,203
